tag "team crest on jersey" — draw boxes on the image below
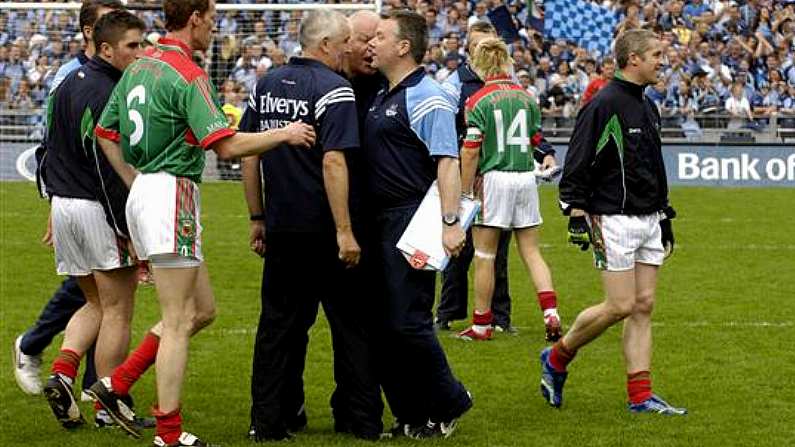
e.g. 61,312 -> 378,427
385,103 -> 399,117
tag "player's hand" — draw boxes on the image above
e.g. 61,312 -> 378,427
567,215 -> 591,251
336,229 -> 361,267
282,121 -> 316,148
541,154 -> 557,171
442,223 -> 466,257
250,220 -> 266,257
42,211 -> 53,247
660,218 -> 674,259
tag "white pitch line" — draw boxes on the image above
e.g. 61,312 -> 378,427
204,321 -> 794,337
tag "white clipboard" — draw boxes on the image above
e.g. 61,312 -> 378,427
396,181 -> 480,271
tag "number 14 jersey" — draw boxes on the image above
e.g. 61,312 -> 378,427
463,75 -> 542,174
95,37 -> 233,183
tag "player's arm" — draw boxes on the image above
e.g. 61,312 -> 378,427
559,100 -> 602,216
239,106 -> 266,257
96,136 -> 139,188
211,122 -> 316,160
323,150 -> 359,267
460,127 -> 481,196
315,83 -> 360,267
559,100 -> 604,250
185,77 -> 316,159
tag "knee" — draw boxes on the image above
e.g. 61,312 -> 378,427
633,292 -> 655,315
605,298 -> 635,322
192,305 -> 216,332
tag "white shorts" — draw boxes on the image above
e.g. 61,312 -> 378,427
126,172 -> 203,262
588,213 -> 665,271
51,196 -> 133,276
475,170 -> 542,229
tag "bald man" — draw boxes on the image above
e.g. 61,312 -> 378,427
243,10 -> 383,441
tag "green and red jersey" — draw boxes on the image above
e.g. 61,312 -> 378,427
463,74 -> 543,174
96,37 -> 233,183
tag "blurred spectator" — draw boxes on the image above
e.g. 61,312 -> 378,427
1,44 -> 25,94
435,53 -> 460,82
426,8 -> 444,44
725,82 -> 753,129
582,58 -> 615,105
278,21 -> 300,58
468,2 -> 490,27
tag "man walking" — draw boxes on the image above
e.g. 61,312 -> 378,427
541,29 -> 686,416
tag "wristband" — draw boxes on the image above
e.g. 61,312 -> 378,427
250,214 -> 265,221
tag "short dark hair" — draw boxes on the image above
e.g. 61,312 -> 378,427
385,10 -> 427,64
79,0 -> 124,38
93,9 -> 145,50
163,0 -> 210,32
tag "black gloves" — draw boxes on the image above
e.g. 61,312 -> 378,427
567,215 -> 591,251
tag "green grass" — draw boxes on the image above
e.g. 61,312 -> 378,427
1,182 -> 793,446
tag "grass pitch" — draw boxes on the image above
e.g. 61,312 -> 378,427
1,182 -> 793,446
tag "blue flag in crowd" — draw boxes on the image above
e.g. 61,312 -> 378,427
543,0 -> 619,57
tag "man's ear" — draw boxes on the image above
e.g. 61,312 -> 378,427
397,40 -> 410,58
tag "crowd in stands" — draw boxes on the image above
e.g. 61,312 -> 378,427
2,0 -> 795,138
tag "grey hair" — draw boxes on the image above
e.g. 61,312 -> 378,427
299,10 -> 349,50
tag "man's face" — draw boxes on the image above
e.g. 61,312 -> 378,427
467,30 -> 493,55
369,19 -> 403,71
602,63 -> 615,79
347,15 -> 378,76
106,28 -> 143,71
9,45 -> 20,60
634,38 -> 663,84
425,11 -> 436,27
326,24 -> 352,72
767,56 -> 778,70
192,0 -> 217,52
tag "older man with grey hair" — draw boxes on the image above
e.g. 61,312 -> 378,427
242,9 -> 383,442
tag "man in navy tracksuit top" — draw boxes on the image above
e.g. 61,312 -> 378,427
40,10 -> 144,428
365,10 -> 472,439
14,0 -> 124,398
241,11 -> 382,442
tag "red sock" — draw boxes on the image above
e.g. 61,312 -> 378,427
537,291 -> 558,312
548,340 -> 576,372
94,401 -> 103,412
52,349 -> 81,380
154,407 -> 182,444
111,332 -> 160,396
473,309 -> 493,326
627,371 -> 652,404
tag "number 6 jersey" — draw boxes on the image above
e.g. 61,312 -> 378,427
463,74 -> 543,174
95,37 -> 233,183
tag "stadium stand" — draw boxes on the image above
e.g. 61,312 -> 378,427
1,0 -> 794,172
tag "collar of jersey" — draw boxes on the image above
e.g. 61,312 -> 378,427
612,75 -> 646,98
459,63 -> 480,83
289,57 -> 330,71
88,55 -> 122,81
156,37 -> 192,57
388,67 -> 425,94
484,74 -> 513,85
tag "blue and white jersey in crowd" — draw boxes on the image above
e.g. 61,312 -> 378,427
239,57 -> 359,234
363,67 -> 458,209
